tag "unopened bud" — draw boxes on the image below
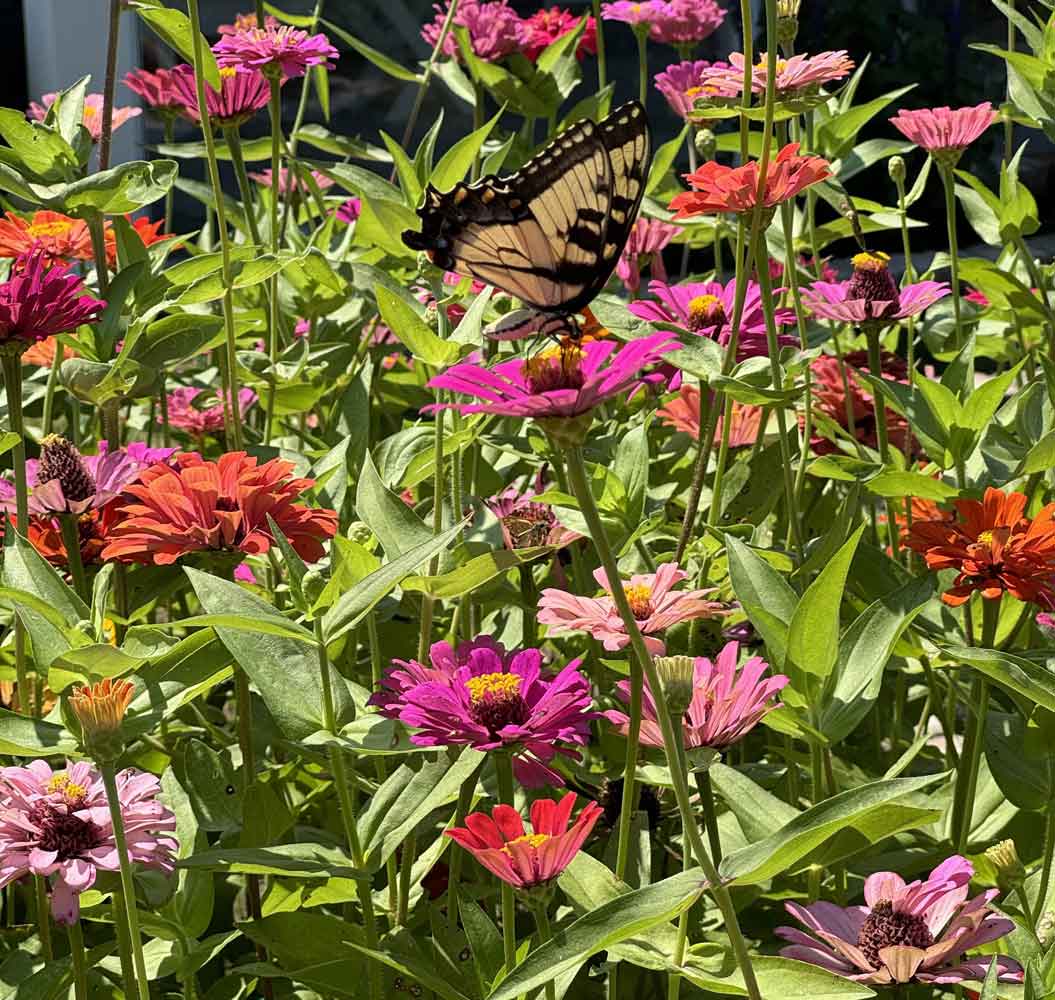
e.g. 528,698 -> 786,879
694,127 -> 717,162
302,568 -> 327,606
38,435 -> 95,504
888,155 -> 906,184
348,521 -> 375,547
776,0 -> 801,14
776,15 -> 798,46
69,678 -> 134,761
654,655 -> 697,717
985,839 -> 1026,891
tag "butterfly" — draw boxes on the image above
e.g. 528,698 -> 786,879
402,100 -> 652,344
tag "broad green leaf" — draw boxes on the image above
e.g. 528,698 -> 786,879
0,708 -> 76,757
374,283 -> 460,367
355,449 -> 434,557
430,107 -> 504,190
645,125 -> 689,196
61,160 -> 178,215
401,546 -> 551,598
685,956 -> 878,999
380,130 -> 423,205
133,6 -> 221,89
321,17 -> 423,83
0,110 -> 77,178
985,710 -> 1055,811
865,472 -> 959,501
944,645 -> 1055,712
178,843 -> 365,879
725,535 -> 797,669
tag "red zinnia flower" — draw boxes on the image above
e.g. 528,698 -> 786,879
100,452 -> 338,565
522,7 -> 597,62
905,487 -> 1055,608
670,143 -> 831,220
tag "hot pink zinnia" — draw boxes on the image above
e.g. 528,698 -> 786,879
601,1 -> 669,27
654,59 -> 726,119
369,637 -> 595,787
890,103 -> 996,165
616,217 -> 680,296
213,24 -> 338,78
522,7 -> 597,62
606,641 -> 787,747
777,856 -> 1024,986
649,0 -> 725,45
163,386 -> 257,436
169,64 -> 272,127
0,253 -> 106,346
0,760 -> 177,925
447,793 -> 603,889
422,0 -> 528,62
335,197 -> 362,224
629,278 -> 796,360
123,67 -> 187,114
537,562 -> 727,656
29,93 -> 141,142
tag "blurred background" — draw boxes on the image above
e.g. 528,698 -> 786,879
3,1 -> 1047,254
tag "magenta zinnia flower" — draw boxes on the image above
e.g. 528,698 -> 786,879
335,197 -> 362,224
649,0 -> 725,45
369,637 -> 595,787
162,386 -> 257,436
629,278 -> 796,360
777,856 -> 1024,986
169,64 -> 271,127
654,59 -> 727,119
890,103 -> 996,165
616,217 -> 680,296
447,792 -> 603,889
123,67 -> 187,115
0,253 -> 105,347
213,24 -> 338,78
601,1 -> 669,27
29,93 -> 141,142
606,641 -> 787,747
422,0 -> 528,62
537,562 -> 727,656
0,760 -> 177,925
801,251 -> 949,326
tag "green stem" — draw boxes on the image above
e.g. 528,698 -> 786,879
446,764 -> 483,933
939,165 -> 963,349
100,762 -> 150,1000
163,117 -> 176,232
68,920 -> 88,1000
109,890 -> 135,985
224,125 -> 262,246
668,729 -> 692,1000
592,0 -> 606,90
564,446 -> 763,1000
264,77 -> 283,445
396,832 -> 417,925
87,215 -> 111,298
1038,808 -> 1055,916
1005,2 -> 1016,165
42,340 -> 63,434
98,0 -> 121,173
187,0 -> 244,450
635,28 -> 648,105
495,754 -> 518,974
696,769 -> 723,864
34,877 -> 53,960
471,84 -> 485,181
533,905 -> 557,1000
59,515 -> 89,603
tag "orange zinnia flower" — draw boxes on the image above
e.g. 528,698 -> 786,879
0,211 -> 95,264
100,452 -> 338,566
905,487 -> 1055,607
657,384 -> 762,448
669,142 -> 831,220
22,339 -> 76,367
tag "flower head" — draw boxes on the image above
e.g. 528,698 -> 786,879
670,143 -> 831,219
0,760 -> 177,925
606,641 -> 787,747
648,0 -> 725,45
522,7 -> 597,62
447,792 -> 602,889
162,387 -> 257,436
616,218 -> 680,296
702,50 -> 854,98
370,637 -> 595,787
654,59 -> 727,119
213,24 -> 338,78
123,67 -> 187,114
248,167 -> 334,197
22,339 -> 76,368
422,0 -> 528,62
169,64 -> 271,127
629,277 -> 796,359
28,93 -> 141,142
0,253 -> 106,348
658,385 -> 763,448
70,678 -> 134,758
890,103 -> 996,167
100,451 -> 338,565
601,1 -> 669,27
778,856 -> 1023,986
538,562 -> 727,656
905,487 -> 1055,608
217,12 -> 278,34
336,197 -> 362,224
0,212 -> 96,266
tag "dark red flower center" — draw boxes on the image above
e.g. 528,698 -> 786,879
847,252 -> 900,318
29,802 -> 103,861
215,496 -> 240,513
465,672 -> 530,734
38,435 -> 95,502
856,900 -> 934,968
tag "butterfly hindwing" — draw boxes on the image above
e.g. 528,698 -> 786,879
403,101 -> 652,316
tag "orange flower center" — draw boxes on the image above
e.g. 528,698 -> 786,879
83,105 -> 97,118
624,583 -> 654,619
521,344 -> 585,394
687,293 -> 726,331
26,220 -> 73,238
501,832 -> 551,854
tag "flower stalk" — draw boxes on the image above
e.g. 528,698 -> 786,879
494,753 -> 519,974
264,77 -> 283,444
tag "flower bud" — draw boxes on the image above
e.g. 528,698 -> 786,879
985,839 -> 1025,891
654,655 -> 696,717
302,567 -> 328,606
776,14 -> 798,46
69,678 -> 134,761
888,155 -> 906,184
693,127 -> 717,162
38,435 -> 95,503
348,521 -> 375,547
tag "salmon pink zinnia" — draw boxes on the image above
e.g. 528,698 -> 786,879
446,792 -> 602,889
658,386 -> 763,448
29,93 -> 141,142
0,211 -> 96,265
890,103 -> 997,166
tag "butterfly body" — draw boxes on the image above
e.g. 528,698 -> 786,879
403,101 -> 652,331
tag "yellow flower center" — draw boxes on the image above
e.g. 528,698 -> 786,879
501,833 -> 551,854
977,529 -> 994,547
624,583 -> 654,619
465,672 -> 522,704
220,66 -> 238,78
851,250 -> 891,273
27,220 -> 72,238
47,773 -> 87,803
687,293 -> 726,331
83,105 -> 97,118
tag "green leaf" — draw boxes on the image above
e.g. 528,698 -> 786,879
0,110 -> 77,178
61,160 -> 178,215
645,125 -> 689,196
130,313 -> 224,370
374,283 -> 460,368
686,956 -> 878,999
380,130 -> 423,205
178,843 -> 365,879
430,107 -> 504,190
355,195 -> 420,258
943,645 -> 1055,712
1020,430 -> 1055,475
48,644 -> 145,694
132,5 -> 221,89
985,710 -> 1055,811
0,708 -> 76,757
321,17 -> 423,83
460,900 -> 504,995
401,546 -> 551,598
864,471 -> 959,501
725,535 -> 796,669
355,449 -> 434,557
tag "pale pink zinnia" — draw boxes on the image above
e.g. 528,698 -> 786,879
29,92 -> 141,142
163,386 -> 257,436
447,793 -> 603,889
706,50 -> 854,97
213,24 -> 338,78
777,855 -> 1024,986
422,0 -> 528,62
537,562 -> 727,656
649,0 -> 725,45
0,760 -> 177,925
248,167 -> 334,197
889,103 -> 997,165
605,641 -> 787,747
616,217 -> 680,296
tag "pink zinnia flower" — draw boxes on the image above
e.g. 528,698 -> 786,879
606,641 -> 787,748
965,288 -> 989,308
162,386 -> 257,436
446,792 -> 603,889
658,385 -> 763,448
522,7 -> 597,62
422,0 -> 527,62
801,251 -> 949,325
248,167 -> 334,197
890,103 -> 996,165
706,50 -> 854,97
601,1 -> 669,27
537,562 -> 727,656
0,760 -> 177,925
654,59 -> 726,119
335,197 -> 361,224
29,92 -> 141,143
123,67 -> 186,114
484,476 -> 581,551
169,64 -> 271,127
213,24 -> 338,79
777,856 -> 1024,986
427,333 -> 679,421
616,217 -> 680,296
0,252 -> 105,346
629,278 -> 796,360
234,561 -> 257,584
369,636 -> 595,787
649,0 -> 725,45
